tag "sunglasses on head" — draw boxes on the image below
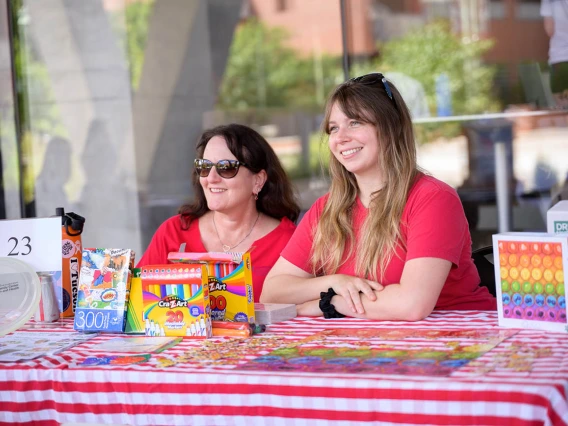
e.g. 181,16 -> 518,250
348,72 -> 394,102
194,158 -> 246,179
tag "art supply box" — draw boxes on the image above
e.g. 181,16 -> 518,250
167,251 -> 255,323
125,268 -> 143,334
492,232 -> 567,333
74,248 -> 135,333
548,201 -> 568,234
140,265 -> 212,338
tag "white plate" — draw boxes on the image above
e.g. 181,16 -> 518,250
0,257 -> 41,337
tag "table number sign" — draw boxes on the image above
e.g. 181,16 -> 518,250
0,217 -> 62,273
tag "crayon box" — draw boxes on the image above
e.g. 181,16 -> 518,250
74,248 -> 135,333
141,265 -> 212,338
167,251 -> 255,323
492,232 -> 568,333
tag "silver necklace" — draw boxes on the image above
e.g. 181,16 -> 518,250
212,212 -> 261,252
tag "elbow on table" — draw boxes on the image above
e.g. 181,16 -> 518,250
365,302 -> 434,322
401,308 -> 433,322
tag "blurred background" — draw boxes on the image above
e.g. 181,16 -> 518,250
1,0 -> 567,256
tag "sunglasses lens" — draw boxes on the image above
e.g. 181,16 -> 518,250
216,160 -> 239,178
195,159 -> 212,177
195,159 -> 240,178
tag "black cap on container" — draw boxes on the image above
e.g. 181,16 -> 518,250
55,207 -> 65,216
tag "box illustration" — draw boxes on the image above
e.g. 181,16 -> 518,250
492,232 -> 567,333
74,248 -> 135,333
167,251 -> 255,323
141,265 -> 212,338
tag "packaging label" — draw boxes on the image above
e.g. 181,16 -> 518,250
555,221 -> 568,233
141,266 -> 211,338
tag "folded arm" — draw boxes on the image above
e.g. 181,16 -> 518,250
261,257 -> 383,315
261,257 -> 451,321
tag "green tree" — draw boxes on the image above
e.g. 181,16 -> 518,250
124,0 -> 153,90
110,0 -> 154,90
2,0 -> 65,211
381,20 -> 499,115
352,20 -> 500,141
218,19 -> 342,111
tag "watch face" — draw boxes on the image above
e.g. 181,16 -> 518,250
0,258 -> 41,337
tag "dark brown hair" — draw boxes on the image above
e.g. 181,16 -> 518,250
179,123 -> 300,228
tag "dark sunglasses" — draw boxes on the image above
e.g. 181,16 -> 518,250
194,158 -> 247,179
348,72 -> 394,101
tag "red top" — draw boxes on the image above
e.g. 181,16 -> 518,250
283,174 -> 496,310
138,215 -> 297,302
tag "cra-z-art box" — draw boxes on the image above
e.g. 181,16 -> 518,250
140,265 -> 212,338
492,232 -> 568,333
167,251 -> 255,324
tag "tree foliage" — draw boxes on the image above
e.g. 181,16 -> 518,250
378,20 -> 499,116
124,0 -> 154,90
218,19 -> 342,111
219,18 -> 500,142
349,20 -> 500,141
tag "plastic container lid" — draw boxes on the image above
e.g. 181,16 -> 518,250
0,257 -> 41,337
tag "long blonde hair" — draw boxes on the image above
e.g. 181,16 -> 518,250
311,76 -> 419,282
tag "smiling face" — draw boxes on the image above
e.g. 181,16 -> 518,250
199,135 -> 262,213
327,102 -> 382,182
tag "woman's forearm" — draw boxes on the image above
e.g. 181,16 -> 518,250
261,274 -> 338,305
296,299 -> 323,316
332,284 -> 434,321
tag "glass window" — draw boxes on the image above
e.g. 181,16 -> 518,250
0,1 -> 20,219
2,0 -> 566,255
2,0 -> 345,255
349,0 -> 568,246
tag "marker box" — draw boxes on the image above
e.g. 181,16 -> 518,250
492,232 -> 568,333
167,251 -> 255,323
140,265 -> 212,338
125,268 -> 144,334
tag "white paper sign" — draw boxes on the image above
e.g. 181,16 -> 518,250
0,217 -> 61,272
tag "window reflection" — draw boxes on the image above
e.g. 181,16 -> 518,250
1,0 -> 566,254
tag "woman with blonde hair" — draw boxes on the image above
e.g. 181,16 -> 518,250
261,73 -> 496,320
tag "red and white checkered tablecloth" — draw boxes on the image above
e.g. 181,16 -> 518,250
1,310 -> 568,426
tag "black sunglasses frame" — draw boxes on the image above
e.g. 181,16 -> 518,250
194,158 -> 247,179
349,72 -> 394,101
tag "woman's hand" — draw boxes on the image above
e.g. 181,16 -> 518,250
331,275 -> 383,314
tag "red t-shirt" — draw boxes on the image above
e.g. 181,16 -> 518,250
282,174 -> 496,310
137,215 -> 297,302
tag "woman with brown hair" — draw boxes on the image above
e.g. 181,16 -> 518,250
138,123 -> 300,301
261,73 -> 496,319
